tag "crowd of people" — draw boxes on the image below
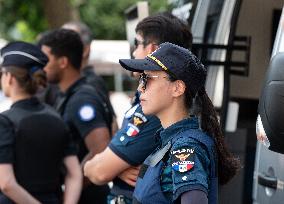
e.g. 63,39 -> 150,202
0,12 -> 240,204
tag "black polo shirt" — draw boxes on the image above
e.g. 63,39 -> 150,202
0,97 -> 75,200
55,77 -> 111,161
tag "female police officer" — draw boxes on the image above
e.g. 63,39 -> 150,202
118,42 -> 240,204
0,42 -> 82,204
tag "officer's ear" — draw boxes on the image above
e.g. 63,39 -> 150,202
58,56 -> 69,69
144,42 -> 159,55
6,72 -> 14,85
4,73 -> 15,91
149,43 -> 159,53
83,44 -> 91,60
172,80 -> 186,98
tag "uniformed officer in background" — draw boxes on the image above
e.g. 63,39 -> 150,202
39,29 -> 112,204
84,13 -> 193,204
0,41 -> 82,204
37,23 -> 117,138
61,21 -> 118,136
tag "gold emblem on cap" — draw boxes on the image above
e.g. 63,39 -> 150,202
147,54 -> 169,71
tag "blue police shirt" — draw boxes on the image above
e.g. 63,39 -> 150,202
108,91 -> 161,195
133,117 -> 215,204
160,117 -> 212,201
109,91 -> 161,166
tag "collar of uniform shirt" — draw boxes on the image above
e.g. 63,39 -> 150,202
159,117 -> 199,147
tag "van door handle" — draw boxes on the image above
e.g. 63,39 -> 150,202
258,173 -> 284,190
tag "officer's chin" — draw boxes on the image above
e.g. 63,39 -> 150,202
140,103 -> 151,116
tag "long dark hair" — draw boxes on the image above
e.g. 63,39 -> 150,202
196,88 -> 240,185
169,74 -> 240,185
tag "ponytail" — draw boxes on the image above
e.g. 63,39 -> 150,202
197,87 -> 240,185
31,69 -> 47,92
5,66 -> 47,95
169,74 -> 240,185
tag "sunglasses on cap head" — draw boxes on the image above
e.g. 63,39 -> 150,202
134,38 -> 149,48
134,38 -> 160,49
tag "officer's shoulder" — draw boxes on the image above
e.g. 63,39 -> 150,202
1,107 -> 20,119
172,129 -> 209,148
0,111 -> 11,119
43,104 -> 65,119
75,84 -> 98,97
0,110 -> 15,125
176,128 -> 206,141
1,108 -> 12,116
68,85 -> 99,105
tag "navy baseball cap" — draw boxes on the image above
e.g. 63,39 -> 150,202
0,41 -> 48,70
119,42 -> 207,96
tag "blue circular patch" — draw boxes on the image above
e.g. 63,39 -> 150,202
78,105 -> 96,121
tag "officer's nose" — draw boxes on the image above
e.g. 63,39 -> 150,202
132,48 -> 137,59
137,81 -> 145,93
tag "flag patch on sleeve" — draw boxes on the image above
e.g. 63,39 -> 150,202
126,123 -> 140,137
171,147 -> 195,173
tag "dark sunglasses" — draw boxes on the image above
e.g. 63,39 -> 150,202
134,38 -> 148,48
138,73 -> 168,91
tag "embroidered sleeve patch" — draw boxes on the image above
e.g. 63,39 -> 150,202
131,112 -> 147,126
78,104 -> 96,121
123,112 -> 148,138
171,148 -> 195,173
126,123 -> 140,137
124,104 -> 139,118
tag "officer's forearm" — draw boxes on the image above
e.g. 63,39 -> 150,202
0,164 -> 41,204
63,156 -> 82,204
81,127 -> 111,185
84,152 -> 111,185
81,151 -> 94,168
180,190 -> 208,204
84,147 -> 131,185
118,166 -> 140,187
2,179 -> 41,204
81,152 -> 95,187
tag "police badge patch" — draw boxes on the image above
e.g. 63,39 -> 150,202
131,112 -> 147,126
78,104 -> 96,122
171,147 -> 195,173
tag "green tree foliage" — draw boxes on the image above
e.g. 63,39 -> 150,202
0,0 -> 170,41
0,0 -> 48,42
73,0 -> 170,40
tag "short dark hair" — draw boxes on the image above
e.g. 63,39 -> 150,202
39,29 -> 83,70
135,12 -> 192,49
